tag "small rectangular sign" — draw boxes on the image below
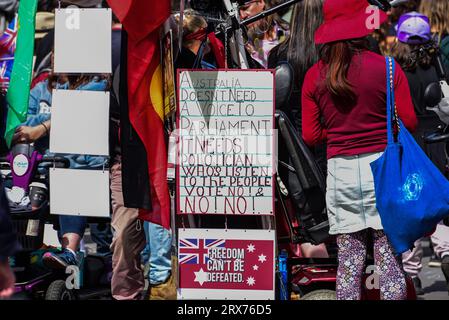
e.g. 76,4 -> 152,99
50,168 -> 110,217
54,8 -> 112,73
50,89 -> 110,156
178,228 -> 276,300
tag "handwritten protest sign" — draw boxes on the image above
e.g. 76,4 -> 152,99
178,228 -> 275,300
177,70 -> 274,215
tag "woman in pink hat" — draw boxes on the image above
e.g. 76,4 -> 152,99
302,0 -> 418,300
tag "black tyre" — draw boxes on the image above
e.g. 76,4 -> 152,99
300,289 -> 336,300
45,280 -> 76,300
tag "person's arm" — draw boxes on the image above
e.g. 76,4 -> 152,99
21,83 -> 51,127
13,84 -> 51,144
13,120 -> 50,144
394,63 -> 418,132
301,67 -> 327,146
22,111 -> 51,128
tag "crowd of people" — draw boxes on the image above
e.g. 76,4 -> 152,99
0,0 -> 175,301
0,0 -> 449,301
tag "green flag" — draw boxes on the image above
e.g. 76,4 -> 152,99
4,0 -> 38,147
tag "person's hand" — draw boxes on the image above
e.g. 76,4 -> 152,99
0,261 -> 15,299
12,125 -> 46,144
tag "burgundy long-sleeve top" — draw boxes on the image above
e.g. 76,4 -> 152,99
302,50 -> 418,159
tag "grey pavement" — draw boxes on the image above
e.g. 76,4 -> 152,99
418,239 -> 448,300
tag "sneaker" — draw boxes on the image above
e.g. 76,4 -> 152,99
412,276 -> 424,296
42,248 -> 78,269
428,253 -> 441,268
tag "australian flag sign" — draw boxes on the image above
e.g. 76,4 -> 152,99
178,229 -> 275,300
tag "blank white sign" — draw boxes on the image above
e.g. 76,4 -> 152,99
50,89 -> 110,156
54,8 -> 112,73
50,168 -> 110,218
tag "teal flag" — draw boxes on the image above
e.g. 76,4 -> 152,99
4,0 -> 38,147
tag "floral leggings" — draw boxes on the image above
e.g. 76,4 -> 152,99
336,229 -> 407,300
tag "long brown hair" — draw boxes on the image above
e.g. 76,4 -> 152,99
422,0 -> 449,39
391,41 -> 433,72
320,38 -> 368,103
269,0 -> 324,88
419,0 -> 433,18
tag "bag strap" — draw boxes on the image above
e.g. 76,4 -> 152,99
386,56 -> 399,144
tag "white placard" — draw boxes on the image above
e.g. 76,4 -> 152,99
178,228 -> 276,300
54,8 -> 112,73
50,89 -> 110,156
177,70 -> 275,215
50,168 -> 110,217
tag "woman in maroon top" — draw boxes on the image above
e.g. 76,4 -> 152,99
302,0 -> 418,300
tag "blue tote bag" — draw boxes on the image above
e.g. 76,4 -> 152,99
370,57 -> 449,255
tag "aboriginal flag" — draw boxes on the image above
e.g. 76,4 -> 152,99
107,0 -> 171,229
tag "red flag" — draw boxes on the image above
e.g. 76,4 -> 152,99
107,0 -> 171,229
107,0 -> 169,43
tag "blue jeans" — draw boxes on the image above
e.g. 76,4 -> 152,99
59,215 -> 87,238
58,216 -> 112,255
141,222 -> 172,285
90,223 -> 113,256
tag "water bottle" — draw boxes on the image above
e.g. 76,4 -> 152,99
278,249 -> 288,300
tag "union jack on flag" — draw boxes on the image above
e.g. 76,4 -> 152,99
179,238 -> 226,265
0,15 -> 17,91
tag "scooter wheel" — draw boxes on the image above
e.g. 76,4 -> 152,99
300,289 -> 336,300
45,280 -> 76,300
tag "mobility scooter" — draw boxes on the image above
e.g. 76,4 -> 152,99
1,143 -> 112,300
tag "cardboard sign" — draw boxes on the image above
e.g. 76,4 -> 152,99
50,168 -> 110,217
177,70 -> 274,215
54,8 -> 112,73
50,89 -> 110,156
178,228 -> 275,300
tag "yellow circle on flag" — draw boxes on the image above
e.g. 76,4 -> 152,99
150,64 -> 164,121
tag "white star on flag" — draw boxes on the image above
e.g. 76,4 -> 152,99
253,265 -> 259,271
247,244 -> 255,253
246,276 -> 256,286
258,254 -> 267,263
194,268 -> 209,286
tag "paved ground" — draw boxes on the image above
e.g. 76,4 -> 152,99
419,240 -> 448,300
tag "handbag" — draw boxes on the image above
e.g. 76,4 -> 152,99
370,56 -> 449,255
